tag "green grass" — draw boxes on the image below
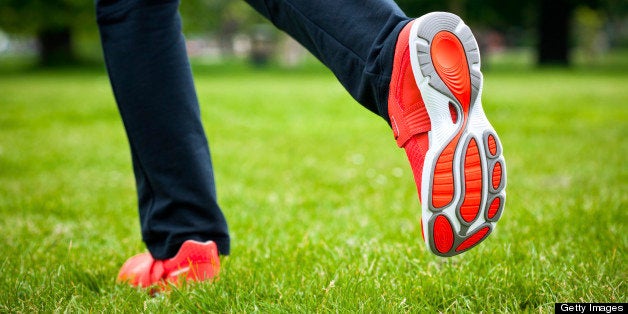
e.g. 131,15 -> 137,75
0,63 -> 626,312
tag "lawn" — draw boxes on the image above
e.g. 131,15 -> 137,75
0,62 -> 626,312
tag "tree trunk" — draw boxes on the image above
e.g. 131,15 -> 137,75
37,27 -> 76,67
537,0 -> 573,66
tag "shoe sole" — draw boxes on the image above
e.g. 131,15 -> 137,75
409,12 -> 506,256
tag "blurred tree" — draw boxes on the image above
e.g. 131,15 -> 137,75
0,0 -> 262,66
397,0 -> 590,66
0,0 -> 93,66
1,0 -> 622,67
537,0 -> 574,65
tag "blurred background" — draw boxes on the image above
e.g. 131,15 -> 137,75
0,2 -> 626,311
0,0 -> 626,70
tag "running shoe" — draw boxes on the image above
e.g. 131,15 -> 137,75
117,240 -> 220,289
388,12 -> 506,257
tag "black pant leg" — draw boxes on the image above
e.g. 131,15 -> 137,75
244,0 -> 411,121
96,0 -> 230,258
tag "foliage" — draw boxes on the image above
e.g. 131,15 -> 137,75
180,0 -> 268,34
0,0 -> 93,34
1,0 -> 625,66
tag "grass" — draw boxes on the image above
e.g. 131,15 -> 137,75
0,61 -> 626,312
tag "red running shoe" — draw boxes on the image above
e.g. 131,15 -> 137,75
388,12 -> 506,257
117,240 -> 220,289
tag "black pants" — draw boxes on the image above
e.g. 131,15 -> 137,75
96,0 -> 410,259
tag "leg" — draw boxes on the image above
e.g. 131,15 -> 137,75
244,0 -> 411,121
96,0 -> 229,259
244,2 -> 507,256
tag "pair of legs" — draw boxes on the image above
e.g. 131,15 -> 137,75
98,0 -> 507,287
96,0 -> 411,259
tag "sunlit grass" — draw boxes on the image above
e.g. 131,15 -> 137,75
0,64 -> 626,312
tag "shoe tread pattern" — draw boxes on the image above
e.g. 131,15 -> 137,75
410,12 -> 506,257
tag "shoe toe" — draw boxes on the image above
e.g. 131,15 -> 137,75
117,252 -> 155,287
